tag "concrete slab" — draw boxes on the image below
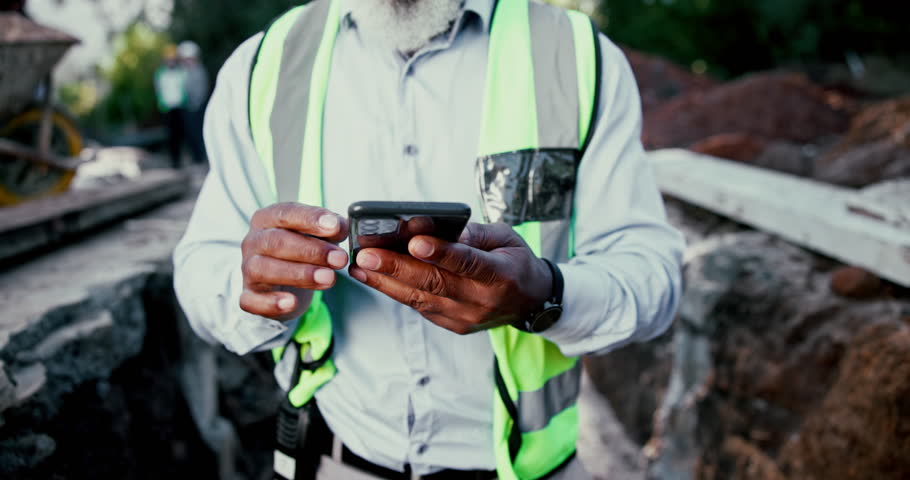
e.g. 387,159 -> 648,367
0,168 -> 192,263
649,149 -> 910,287
0,172 -> 200,416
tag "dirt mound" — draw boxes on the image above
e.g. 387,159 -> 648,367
622,47 -> 717,115
814,96 -> 910,187
780,322 -> 910,479
643,72 -> 853,150
688,133 -> 769,163
592,232 -> 910,480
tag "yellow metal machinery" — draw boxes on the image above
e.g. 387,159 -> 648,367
0,12 -> 83,206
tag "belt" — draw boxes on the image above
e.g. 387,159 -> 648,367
320,434 -> 497,480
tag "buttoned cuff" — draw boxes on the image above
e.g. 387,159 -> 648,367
213,267 -> 293,355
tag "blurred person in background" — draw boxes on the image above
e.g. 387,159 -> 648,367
178,40 -> 210,165
154,43 -> 188,168
174,0 -> 684,478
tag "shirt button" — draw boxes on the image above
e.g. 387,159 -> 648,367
417,444 -> 428,455
418,376 -> 430,387
404,144 -> 419,156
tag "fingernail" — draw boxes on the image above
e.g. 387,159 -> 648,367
277,296 -> 295,311
351,268 -> 367,282
328,250 -> 348,269
411,238 -> 434,258
314,268 -> 335,285
319,214 -> 339,230
357,252 -> 380,270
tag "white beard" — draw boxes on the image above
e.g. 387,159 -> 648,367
349,0 -> 464,54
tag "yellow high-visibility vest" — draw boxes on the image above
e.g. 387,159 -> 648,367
249,1 -> 601,477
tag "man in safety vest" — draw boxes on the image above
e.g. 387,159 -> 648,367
174,0 -> 684,478
154,44 -> 189,168
177,40 -> 210,165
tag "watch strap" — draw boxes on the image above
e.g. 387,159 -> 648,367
542,258 -> 564,305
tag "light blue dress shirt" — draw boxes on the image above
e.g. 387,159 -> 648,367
173,0 -> 684,474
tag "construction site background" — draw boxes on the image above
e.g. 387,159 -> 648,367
1,0 -> 909,479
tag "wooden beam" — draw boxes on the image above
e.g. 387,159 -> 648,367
0,138 -> 86,171
649,148 -> 910,287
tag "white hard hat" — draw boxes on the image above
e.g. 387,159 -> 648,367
177,41 -> 201,59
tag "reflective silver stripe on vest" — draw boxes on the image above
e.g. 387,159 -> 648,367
268,2 -> 585,180
529,2 -> 583,263
271,0 -> 333,203
516,361 -> 582,433
529,2 -> 580,149
540,219 -> 572,263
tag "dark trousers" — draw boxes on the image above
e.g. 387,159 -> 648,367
182,108 -> 207,165
166,108 -> 185,168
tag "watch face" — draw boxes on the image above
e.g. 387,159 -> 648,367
531,306 -> 563,333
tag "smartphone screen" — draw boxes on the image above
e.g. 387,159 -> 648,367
348,202 -> 471,265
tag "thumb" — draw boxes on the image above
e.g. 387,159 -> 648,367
459,222 -> 524,252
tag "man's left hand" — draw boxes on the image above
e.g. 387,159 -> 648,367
350,223 -> 553,335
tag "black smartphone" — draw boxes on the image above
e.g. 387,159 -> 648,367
348,201 -> 471,266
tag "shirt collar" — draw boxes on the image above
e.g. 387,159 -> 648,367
340,0 -> 495,32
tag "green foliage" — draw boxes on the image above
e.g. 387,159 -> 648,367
80,22 -> 171,130
599,0 -> 907,78
168,0 -> 299,78
58,82 -> 97,118
59,0 -> 299,132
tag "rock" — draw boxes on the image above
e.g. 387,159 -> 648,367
585,196 -> 749,453
814,140 -> 910,188
631,231 -> 910,480
722,436 -> 786,480
0,179 -> 213,476
813,97 -> 910,187
0,363 -> 15,418
0,433 -> 56,474
749,141 -> 822,178
583,337 -> 674,447
831,267 -> 883,299
662,197 -> 746,248
15,311 -> 114,363
577,369 -> 647,479
585,208 -> 742,451
622,47 -> 717,115
643,73 -> 853,150
10,363 -> 46,406
779,322 -> 910,479
216,350 -> 281,429
829,96 -> 910,151
688,134 -> 768,163
648,232 -> 755,480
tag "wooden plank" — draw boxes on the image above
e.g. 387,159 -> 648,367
0,169 -> 191,263
649,148 -> 910,287
846,179 -> 910,230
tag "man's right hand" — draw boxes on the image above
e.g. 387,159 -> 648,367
240,203 -> 349,320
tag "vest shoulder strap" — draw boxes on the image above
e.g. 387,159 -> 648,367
248,4 -> 305,137
526,1 -> 602,154
248,0 -> 338,205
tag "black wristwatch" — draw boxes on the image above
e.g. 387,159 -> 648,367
514,258 -> 564,333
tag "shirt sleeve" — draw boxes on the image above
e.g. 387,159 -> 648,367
538,35 -> 685,357
172,33 -> 297,355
